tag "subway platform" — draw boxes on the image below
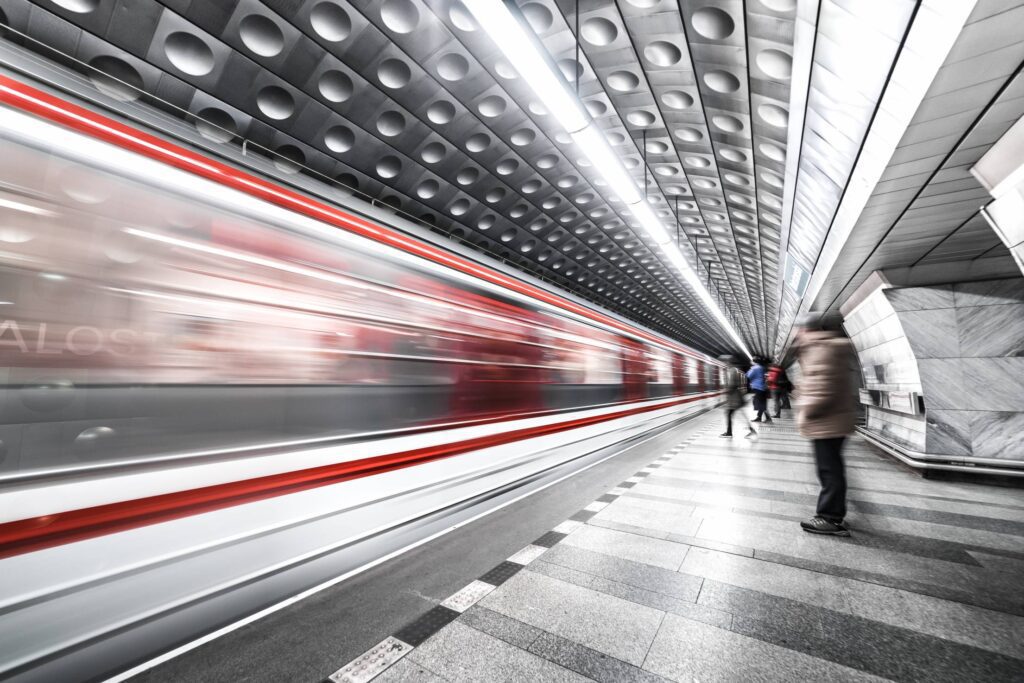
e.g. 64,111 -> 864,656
139,410 -> 1024,683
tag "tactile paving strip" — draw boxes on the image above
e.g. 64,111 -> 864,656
328,636 -> 411,683
393,606 -> 460,647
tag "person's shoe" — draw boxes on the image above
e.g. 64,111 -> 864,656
719,432 -> 733,438
750,418 -> 762,423
764,417 -> 773,424
744,427 -> 757,439
800,517 -> 850,537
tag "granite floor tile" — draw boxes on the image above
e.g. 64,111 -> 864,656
458,606 -> 543,650
408,621 -> 588,683
561,524 -> 691,571
696,579 -> 826,641
587,516 -> 673,540
642,613 -> 885,682
373,658 -> 448,683
528,631 -> 672,683
478,570 -> 665,666
587,574 -> 732,629
592,500 -> 702,536
539,544 -> 704,602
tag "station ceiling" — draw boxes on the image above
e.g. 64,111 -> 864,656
0,0 -> 1021,358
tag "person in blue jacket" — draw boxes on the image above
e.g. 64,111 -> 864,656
746,358 -> 772,425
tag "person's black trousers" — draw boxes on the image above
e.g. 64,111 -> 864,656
724,408 -> 735,435
752,390 -> 769,421
813,436 -> 847,523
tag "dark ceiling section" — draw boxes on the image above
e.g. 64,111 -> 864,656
0,0 -> 776,356
811,2 -> 1024,313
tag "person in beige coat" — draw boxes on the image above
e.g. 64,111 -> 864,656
794,312 -> 856,536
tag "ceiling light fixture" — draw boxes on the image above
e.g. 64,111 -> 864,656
467,1 -> 752,359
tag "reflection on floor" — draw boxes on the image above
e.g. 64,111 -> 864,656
358,412 -> 1024,682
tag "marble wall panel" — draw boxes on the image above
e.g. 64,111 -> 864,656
917,358 -> 965,410
886,284 -> 955,311
925,409 -> 972,456
953,277 -> 1024,308
898,308 -> 961,359
970,411 -> 1024,460
958,357 -> 1024,411
868,409 -> 926,450
849,313 -> 904,354
957,304 -> 1024,357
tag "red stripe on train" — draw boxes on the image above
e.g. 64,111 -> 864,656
0,74 -> 717,365
0,392 -> 721,559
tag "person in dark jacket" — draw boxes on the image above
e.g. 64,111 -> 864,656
719,356 -> 753,438
794,312 -> 856,537
746,358 -> 772,424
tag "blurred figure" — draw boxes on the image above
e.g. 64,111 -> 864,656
794,312 -> 856,537
767,362 -> 790,418
719,356 -> 753,438
746,357 -> 772,424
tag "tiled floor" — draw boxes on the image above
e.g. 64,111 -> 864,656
374,412 -> 1024,682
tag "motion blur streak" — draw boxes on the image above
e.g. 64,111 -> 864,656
0,75 -> 728,682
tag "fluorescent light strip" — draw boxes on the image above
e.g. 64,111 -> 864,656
467,1 -> 752,360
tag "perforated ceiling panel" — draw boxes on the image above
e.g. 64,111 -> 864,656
0,0 -> 812,356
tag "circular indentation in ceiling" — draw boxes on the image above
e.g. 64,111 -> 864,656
256,85 -> 294,120
757,49 -> 792,80
51,0 -> 99,11
719,148 -> 747,163
164,32 -> 215,77
758,103 -> 788,128
759,141 -> 785,161
558,59 -> 582,83
450,198 -> 471,216
556,131 -> 572,145
496,159 -> 518,175
510,204 -> 528,218
478,214 -> 496,229
522,179 -> 542,193
557,176 -> 578,189
644,40 -> 682,67
324,125 -> 355,153
486,188 -> 505,203
466,133 -> 490,153
537,154 -> 557,169
541,199 -> 558,210
761,0 -> 796,11
528,101 -> 548,116
520,240 -> 537,253
661,90 -> 694,110
521,2 -> 552,32
586,99 -> 608,117
692,177 -> 717,189
704,70 -> 740,93
712,115 -> 743,133
608,70 -> 640,92
380,0 -> 419,33
456,168 -> 479,185
310,2 -> 351,42
699,197 -> 720,207
627,110 -> 656,127
274,144 -> 304,173
582,17 -> 617,46
437,53 -> 469,81
655,166 -> 678,177
494,59 -> 517,79
449,0 -> 477,31
377,110 -> 406,136
416,179 -> 439,199
730,193 -> 753,206
376,155 -> 402,178
239,14 -> 284,58
426,100 -> 455,124
478,95 -> 507,117
499,228 -> 516,243
685,156 -> 710,168
318,70 -> 353,102
511,128 -> 536,146
421,141 -> 446,163
724,172 -> 750,186
378,58 -> 411,89
674,127 -> 703,142
761,171 -> 783,188
761,193 -> 783,209
195,107 -> 237,143
88,56 -> 143,102
691,6 -> 735,39
336,173 -> 359,191
647,140 -> 669,154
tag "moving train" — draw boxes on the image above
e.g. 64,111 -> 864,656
0,73 -> 726,681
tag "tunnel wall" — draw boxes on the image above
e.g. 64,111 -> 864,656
842,276 -> 1024,463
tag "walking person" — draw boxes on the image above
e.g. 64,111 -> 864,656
746,357 -> 772,424
794,312 -> 856,537
768,363 -> 790,418
719,356 -> 753,438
